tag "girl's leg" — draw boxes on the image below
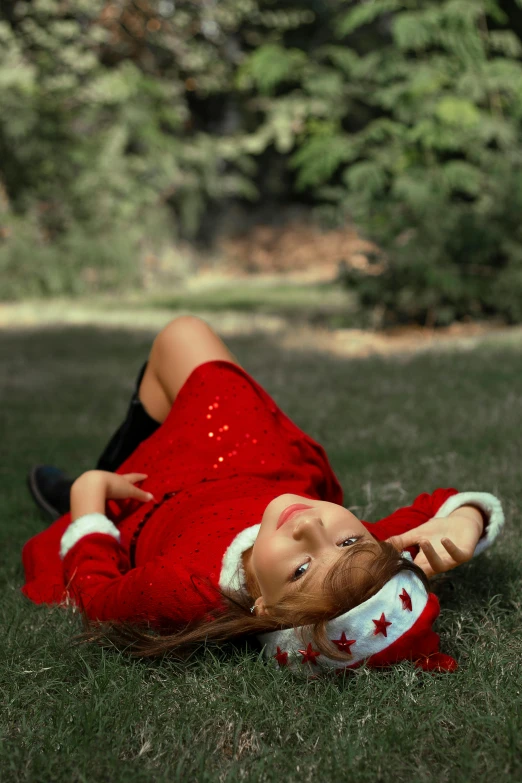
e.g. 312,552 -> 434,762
28,317 -> 240,518
138,315 -> 240,422
96,316 -> 239,469
97,316 -> 239,469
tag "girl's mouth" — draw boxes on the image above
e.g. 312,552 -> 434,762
276,504 -> 313,530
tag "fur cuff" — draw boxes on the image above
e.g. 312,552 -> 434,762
435,492 -> 504,556
60,513 -> 120,559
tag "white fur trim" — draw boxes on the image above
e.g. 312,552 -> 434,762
219,524 -> 260,593
259,568 -> 429,673
434,492 -> 504,557
60,513 -> 120,559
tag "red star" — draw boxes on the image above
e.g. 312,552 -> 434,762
372,612 -> 392,637
332,632 -> 356,655
298,642 -> 321,665
399,588 -> 412,611
274,646 -> 288,666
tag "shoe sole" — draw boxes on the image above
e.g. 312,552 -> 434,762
27,465 -> 62,521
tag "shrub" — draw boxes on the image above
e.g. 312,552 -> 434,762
287,1 -> 522,326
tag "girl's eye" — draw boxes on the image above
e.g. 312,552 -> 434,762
338,536 -> 361,547
291,561 -> 310,581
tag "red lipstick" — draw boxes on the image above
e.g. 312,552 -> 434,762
276,503 -> 313,530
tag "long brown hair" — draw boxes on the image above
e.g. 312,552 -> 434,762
73,540 -> 429,663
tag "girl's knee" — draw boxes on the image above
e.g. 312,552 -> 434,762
150,314 -> 238,381
155,316 -> 212,352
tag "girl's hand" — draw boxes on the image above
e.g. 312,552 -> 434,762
100,471 -> 154,503
70,470 -> 154,521
385,507 -> 484,578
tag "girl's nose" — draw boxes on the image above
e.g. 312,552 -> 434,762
292,514 -> 326,543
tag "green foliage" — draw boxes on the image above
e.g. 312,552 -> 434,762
327,0 -> 522,326
0,210 -> 145,298
1,0 -> 522,321
237,43 -> 307,95
340,154 -> 522,326
291,133 -> 359,189
236,0 -> 522,328
0,0 -> 258,297
339,0 -> 402,35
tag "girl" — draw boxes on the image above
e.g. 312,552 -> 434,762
22,316 -> 505,675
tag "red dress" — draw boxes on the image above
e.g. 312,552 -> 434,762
21,360 -> 499,628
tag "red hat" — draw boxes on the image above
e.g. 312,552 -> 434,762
258,564 -> 457,675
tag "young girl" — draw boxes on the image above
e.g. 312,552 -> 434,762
22,316 -> 505,675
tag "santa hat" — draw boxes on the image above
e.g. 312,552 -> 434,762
258,555 -> 457,674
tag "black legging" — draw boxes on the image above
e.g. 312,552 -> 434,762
95,362 -> 161,472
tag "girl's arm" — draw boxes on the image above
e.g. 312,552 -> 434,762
60,472 -> 218,626
61,532 -> 217,626
368,488 -> 504,577
386,504 -> 484,578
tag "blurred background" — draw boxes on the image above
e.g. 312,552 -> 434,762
1,0 -> 522,335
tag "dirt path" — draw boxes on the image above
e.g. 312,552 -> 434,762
280,321 -> 522,358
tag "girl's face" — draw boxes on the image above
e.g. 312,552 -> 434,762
249,493 -> 376,614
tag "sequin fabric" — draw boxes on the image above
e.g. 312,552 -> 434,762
113,360 -> 344,566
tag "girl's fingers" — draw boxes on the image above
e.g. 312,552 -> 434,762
414,538 -> 471,578
385,530 -> 417,551
440,537 -> 468,563
412,553 -> 435,579
132,487 -> 154,502
418,539 -> 448,574
385,535 -> 406,552
122,473 -> 148,483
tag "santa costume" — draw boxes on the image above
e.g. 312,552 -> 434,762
21,360 -> 504,673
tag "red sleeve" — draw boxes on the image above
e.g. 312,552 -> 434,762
62,535 -> 219,628
363,488 -> 459,546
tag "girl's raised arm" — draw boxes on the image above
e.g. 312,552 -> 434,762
368,487 -> 504,575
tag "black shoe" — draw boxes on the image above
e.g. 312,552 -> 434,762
27,465 -> 75,520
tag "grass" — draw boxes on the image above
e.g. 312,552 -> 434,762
141,280 -> 354,321
0,279 -> 359,331
1,324 -> 521,782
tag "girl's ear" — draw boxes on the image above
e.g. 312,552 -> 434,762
254,596 -> 270,616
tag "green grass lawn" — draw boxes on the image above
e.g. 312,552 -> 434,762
0,279 -> 359,332
1,325 -> 521,782
141,280 -> 355,324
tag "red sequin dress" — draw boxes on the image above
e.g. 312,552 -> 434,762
21,360 -> 470,627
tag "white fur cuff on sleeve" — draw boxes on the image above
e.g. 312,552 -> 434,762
60,513 -> 121,559
435,492 -> 504,557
